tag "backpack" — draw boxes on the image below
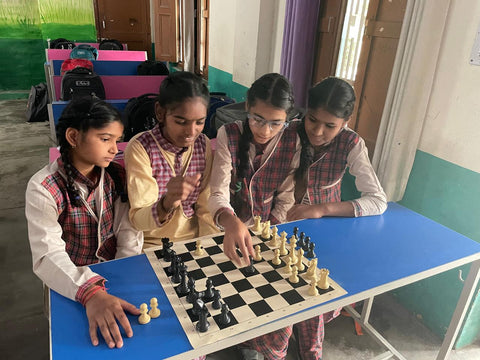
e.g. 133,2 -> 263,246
137,60 -> 169,75
61,67 -> 105,101
123,93 -> 158,141
25,82 -> 49,122
70,44 -> 98,61
60,58 -> 94,75
53,40 -> 76,50
205,92 -> 235,138
99,39 -> 124,50
50,38 -> 72,49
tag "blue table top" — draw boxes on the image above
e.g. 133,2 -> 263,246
50,203 -> 480,359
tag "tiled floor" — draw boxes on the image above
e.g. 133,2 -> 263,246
1,99 -> 479,360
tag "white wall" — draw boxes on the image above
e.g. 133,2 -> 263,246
418,0 -> 480,173
209,0 -> 285,86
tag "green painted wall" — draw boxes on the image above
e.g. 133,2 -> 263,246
208,66 -> 248,102
398,150 -> 480,348
0,0 -> 96,94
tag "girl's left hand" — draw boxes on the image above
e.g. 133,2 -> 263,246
287,204 -> 323,221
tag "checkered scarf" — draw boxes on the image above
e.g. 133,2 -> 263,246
225,121 -> 298,223
303,128 -> 359,205
136,125 -> 207,217
41,160 -> 121,265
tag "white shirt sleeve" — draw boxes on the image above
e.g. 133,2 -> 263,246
113,198 -> 144,259
208,126 -> 236,218
347,138 -> 388,217
25,173 -> 99,301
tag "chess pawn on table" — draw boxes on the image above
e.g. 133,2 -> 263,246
296,248 -> 305,271
148,297 -> 161,318
289,265 -> 299,283
308,276 -> 319,296
253,245 -> 263,261
317,268 -> 330,289
194,239 -> 205,256
279,232 -> 288,256
271,248 -> 282,266
252,215 -> 262,232
283,257 -> 292,274
138,303 -> 151,324
268,226 -> 279,247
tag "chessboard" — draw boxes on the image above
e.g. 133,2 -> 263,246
144,224 -> 347,348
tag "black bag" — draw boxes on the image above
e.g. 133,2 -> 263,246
61,67 -> 106,101
212,101 -> 246,134
25,82 -> 49,122
123,93 -> 158,141
137,60 -> 169,75
99,39 -> 124,51
50,38 -> 75,49
205,92 -> 235,138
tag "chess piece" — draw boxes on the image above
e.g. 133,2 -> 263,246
261,220 -> 271,240
196,304 -> 210,332
192,298 -> 204,316
252,215 -> 262,232
308,279 -> 319,296
177,267 -> 190,295
296,248 -> 305,271
268,226 -> 279,247
204,279 -> 215,301
289,265 -> 299,283
244,255 -> 256,274
283,257 -> 292,274
212,289 -> 222,309
289,238 -> 298,264
317,268 -> 330,289
279,233 -> 288,256
271,248 -> 281,266
293,226 -> 299,239
306,242 -> 316,259
303,236 -> 311,252
194,239 -> 205,256
298,232 -> 305,248
186,281 -> 197,303
160,237 -> 170,257
253,245 -> 263,261
171,258 -> 182,283
149,297 -> 161,318
138,303 -> 151,324
218,303 -> 231,325
305,258 -> 318,279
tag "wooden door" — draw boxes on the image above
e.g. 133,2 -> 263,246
351,0 -> 406,155
94,0 -> 152,58
153,0 -> 178,62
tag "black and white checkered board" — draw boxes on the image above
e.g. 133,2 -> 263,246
144,229 -> 347,348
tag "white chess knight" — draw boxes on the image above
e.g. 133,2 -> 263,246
261,220 -> 271,239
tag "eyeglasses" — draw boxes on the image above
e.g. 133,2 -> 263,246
247,114 -> 288,131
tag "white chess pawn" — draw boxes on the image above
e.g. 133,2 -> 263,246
317,268 -> 330,290
296,248 -> 305,272
268,226 -> 279,247
149,297 -> 161,318
194,239 -> 205,256
271,248 -> 281,265
138,303 -> 151,324
289,265 -> 299,283
308,278 -> 319,296
253,244 -> 263,261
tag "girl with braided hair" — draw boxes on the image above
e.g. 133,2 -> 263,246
287,76 -> 387,221
25,97 -> 143,349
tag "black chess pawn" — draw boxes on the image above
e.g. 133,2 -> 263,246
212,289 -> 222,309
167,254 -> 178,274
298,231 -> 306,248
306,242 -> 316,258
218,303 -> 231,325
196,304 -> 210,333
245,255 -> 256,274
171,258 -> 182,283
303,236 -> 311,252
293,226 -> 299,239
204,279 -> 215,301
177,267 -> 190,295
164,247 -> 175,263
187,282 -> 197,303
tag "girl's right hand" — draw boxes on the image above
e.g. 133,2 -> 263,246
85,290 -> 140,348
221,214 -> 254,266
163,173 -> 202,210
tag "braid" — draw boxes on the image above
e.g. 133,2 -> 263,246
59,146 -> 82,207
237,120 -> 253,180
105,164 -> 128,202
295,120 -> 314,184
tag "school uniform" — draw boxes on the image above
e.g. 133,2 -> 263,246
297,127 -> 387,215
210,120 -> 323,360
25,160 -> 143,303
125,125 -> 218,248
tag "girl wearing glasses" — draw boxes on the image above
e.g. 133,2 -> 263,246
287,77 -> 387,221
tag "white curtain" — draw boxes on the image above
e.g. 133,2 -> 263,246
180,0 -> 195,71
